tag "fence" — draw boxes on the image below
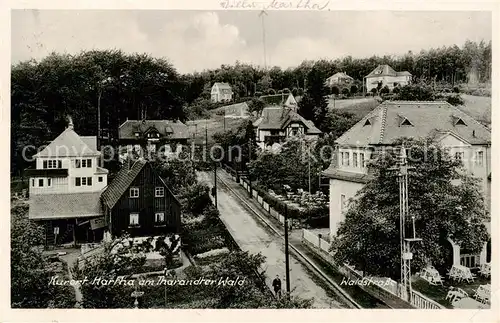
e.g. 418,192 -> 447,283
301,228 -> 445,309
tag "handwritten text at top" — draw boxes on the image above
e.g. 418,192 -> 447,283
220,0 -> 331,11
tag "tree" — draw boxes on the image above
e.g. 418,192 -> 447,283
247,98 -> 265,117
331,86 -> 340,96
298,65 -> 329,129
341,87 -> 350,96
394,83 -> 435,101
257,74 -> 272,93
350,85 -> 358,95
11,204 -> 74,308
370,88 -> 377,95
331,137 -> 489,280
380,85 -> 390,95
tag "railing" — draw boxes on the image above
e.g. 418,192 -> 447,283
460,254 -> 480,269
410,290 -> 445,309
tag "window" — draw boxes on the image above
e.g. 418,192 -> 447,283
455,118 -> 467,126
76,177 -> 81,186
360,153 -> 365,168
43,159 -> 60,169
75,159 -> 81,168
47,178 -> 52,187
475,151 -> 484,166
155,187 -> 165,197
455,152 -> 464,163
130,188 -> 139,198
87,177 -> 92,186
31,179 -> 34,187
129,213 -> 139,226
341,194 -> 346,212
353,153 -> 358,167
81,159 -> 87,168
39,179 -> 44,187
401,118 -> 413,126
363,119 -> 372,126
81,177 -> 87,186
75,177 -> 92,186
342,152 -> 350,166
87,159 -> 92,167
155,212 -> 165,223
98,176 -> 103,182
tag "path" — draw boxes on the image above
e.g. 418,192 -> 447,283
197,171 -> 344,309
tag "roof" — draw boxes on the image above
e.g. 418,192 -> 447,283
259,93 -> 296,107
101,159 -> 180,209
80,136 -> 97,152
253,107 -> 322,135
335,101 -> 491,146
213,82 -> 232,91
366,64 -> 399,78
29,192 -> 103,220
327,72 -> 354,80
396,71 -> 412,76
322,168 -> 374,182
119,120 -> 190,140
95,166 -> 109,175
216,102 -> 249,116
101,159 -> 147,209
34,127 -> 100,158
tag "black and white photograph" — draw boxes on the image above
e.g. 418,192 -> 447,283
6,4 -> 496,318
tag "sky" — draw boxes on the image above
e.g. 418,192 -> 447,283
11,10 -> 492,74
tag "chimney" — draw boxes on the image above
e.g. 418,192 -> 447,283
472,130 -> 476,137
67,115 -> 74,130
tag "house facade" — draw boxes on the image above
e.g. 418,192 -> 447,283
27,118 -> 109,245
118,120 -> 190,162
211,82 -> 233,103
365,65 -> 412,92
323,101 -> 491,268
325,72 -> 354,87
101,159 -> 181,238
253,106 -> 322,149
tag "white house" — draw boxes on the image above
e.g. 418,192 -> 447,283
27,117 -> 109,245
323,101 -> 491,268
325,72 -> 354,87
365,65 -> 412,92
253,106 -> 322,150
211,82 -> 233,103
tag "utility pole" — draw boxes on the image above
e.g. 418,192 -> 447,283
259,10 -> 268,70
223,109 -> 226,131
389,145 -> 421,302
213,162 -> 218,209
284,205 -> 291,299
248,138 -> 252,198
205,123 -> 208,158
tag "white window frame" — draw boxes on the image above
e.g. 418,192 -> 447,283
129,213 -> 139,226
353,152 -> 358,167
130,187 -> 139,198
98,176 -> 103,182
81,177 -> 87,186
38,178 -> 44,187
360,153 -> 365,168
475,151 -> 484,166
155,187 -> 165,197
455,151 -> 464,163
155,212 -> 165,223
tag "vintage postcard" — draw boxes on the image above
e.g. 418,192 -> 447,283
2,0 -> 498,322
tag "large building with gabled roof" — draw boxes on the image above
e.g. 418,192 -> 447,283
322,101 -> 491,268
27,117 -> 109,245
365,64 -> 412,92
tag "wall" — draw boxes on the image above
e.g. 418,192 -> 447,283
329,178 -> 364,238
366,75 -> 411,91
337,148 -> 372,174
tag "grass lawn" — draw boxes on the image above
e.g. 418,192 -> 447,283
458,94 -> 491,126
412,272 -> 491,309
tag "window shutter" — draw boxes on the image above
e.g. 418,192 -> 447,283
43,161 -> 47,169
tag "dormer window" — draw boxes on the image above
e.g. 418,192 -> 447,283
363,119 -> 372,126
455,118 -> 467,126
401,118 -> 413,126
134,132 -> 140,138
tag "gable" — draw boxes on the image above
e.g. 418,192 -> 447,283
437,133 -> 471,147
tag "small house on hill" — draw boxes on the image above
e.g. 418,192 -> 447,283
211,82 -> 233,103
325,72 -> 354,87
101,159 -> 181,238
365,64 -> 412,92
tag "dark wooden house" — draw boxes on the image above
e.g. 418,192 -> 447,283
101,159 -> 181,238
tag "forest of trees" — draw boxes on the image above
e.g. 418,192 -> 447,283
11,40 -> 491,176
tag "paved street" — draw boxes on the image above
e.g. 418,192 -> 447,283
197,171 -> 343,309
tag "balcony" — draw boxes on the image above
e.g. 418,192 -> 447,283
24,167 -> 68,177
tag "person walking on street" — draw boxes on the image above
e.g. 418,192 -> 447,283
272,275 -> 282,299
